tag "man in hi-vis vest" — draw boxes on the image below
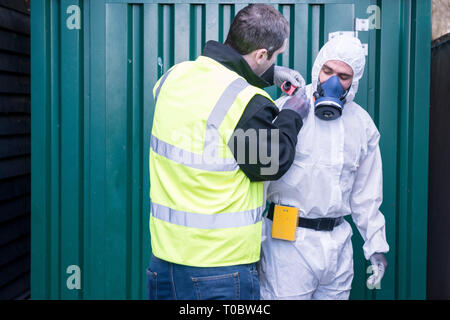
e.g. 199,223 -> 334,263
147,4 -> 309,300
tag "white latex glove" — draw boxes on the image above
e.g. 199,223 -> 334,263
274,66 -> 306,88
367,253 -> 388,289
281,87 -> 310,120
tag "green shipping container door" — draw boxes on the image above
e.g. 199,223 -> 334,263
30,0 -> 431,299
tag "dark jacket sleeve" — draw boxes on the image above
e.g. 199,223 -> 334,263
228,94 -> 303,182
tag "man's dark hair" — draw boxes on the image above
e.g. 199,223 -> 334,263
225,4 -> 289,59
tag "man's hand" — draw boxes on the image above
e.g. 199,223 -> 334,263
367,253 -> 388,288
274,66 -> 305,88
281,87 -> 310,120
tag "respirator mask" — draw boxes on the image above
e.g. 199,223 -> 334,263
313,75 -> 350,121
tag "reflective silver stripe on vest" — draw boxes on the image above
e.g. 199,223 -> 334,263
151,77 -> 249,171
204,78 -> 248,150
150,135 -> 239,171
151,202 -> 263,229
154,69 -> 173,104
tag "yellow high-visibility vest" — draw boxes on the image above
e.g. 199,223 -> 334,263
150,55 -> 274,267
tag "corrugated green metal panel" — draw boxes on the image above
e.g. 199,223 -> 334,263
31,0 -> 431,299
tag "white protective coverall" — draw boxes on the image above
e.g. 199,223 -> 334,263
259,35 -> 389,300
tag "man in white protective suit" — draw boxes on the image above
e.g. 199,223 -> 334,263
258,35 -> 389,300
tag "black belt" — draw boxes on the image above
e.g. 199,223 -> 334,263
266,203 -> 344,232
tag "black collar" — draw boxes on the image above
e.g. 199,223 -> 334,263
202,40 -> 273,89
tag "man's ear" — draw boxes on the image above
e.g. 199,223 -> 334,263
254,49 -> 268,65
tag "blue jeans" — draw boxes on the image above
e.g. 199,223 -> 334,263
147,254 -> 260,300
